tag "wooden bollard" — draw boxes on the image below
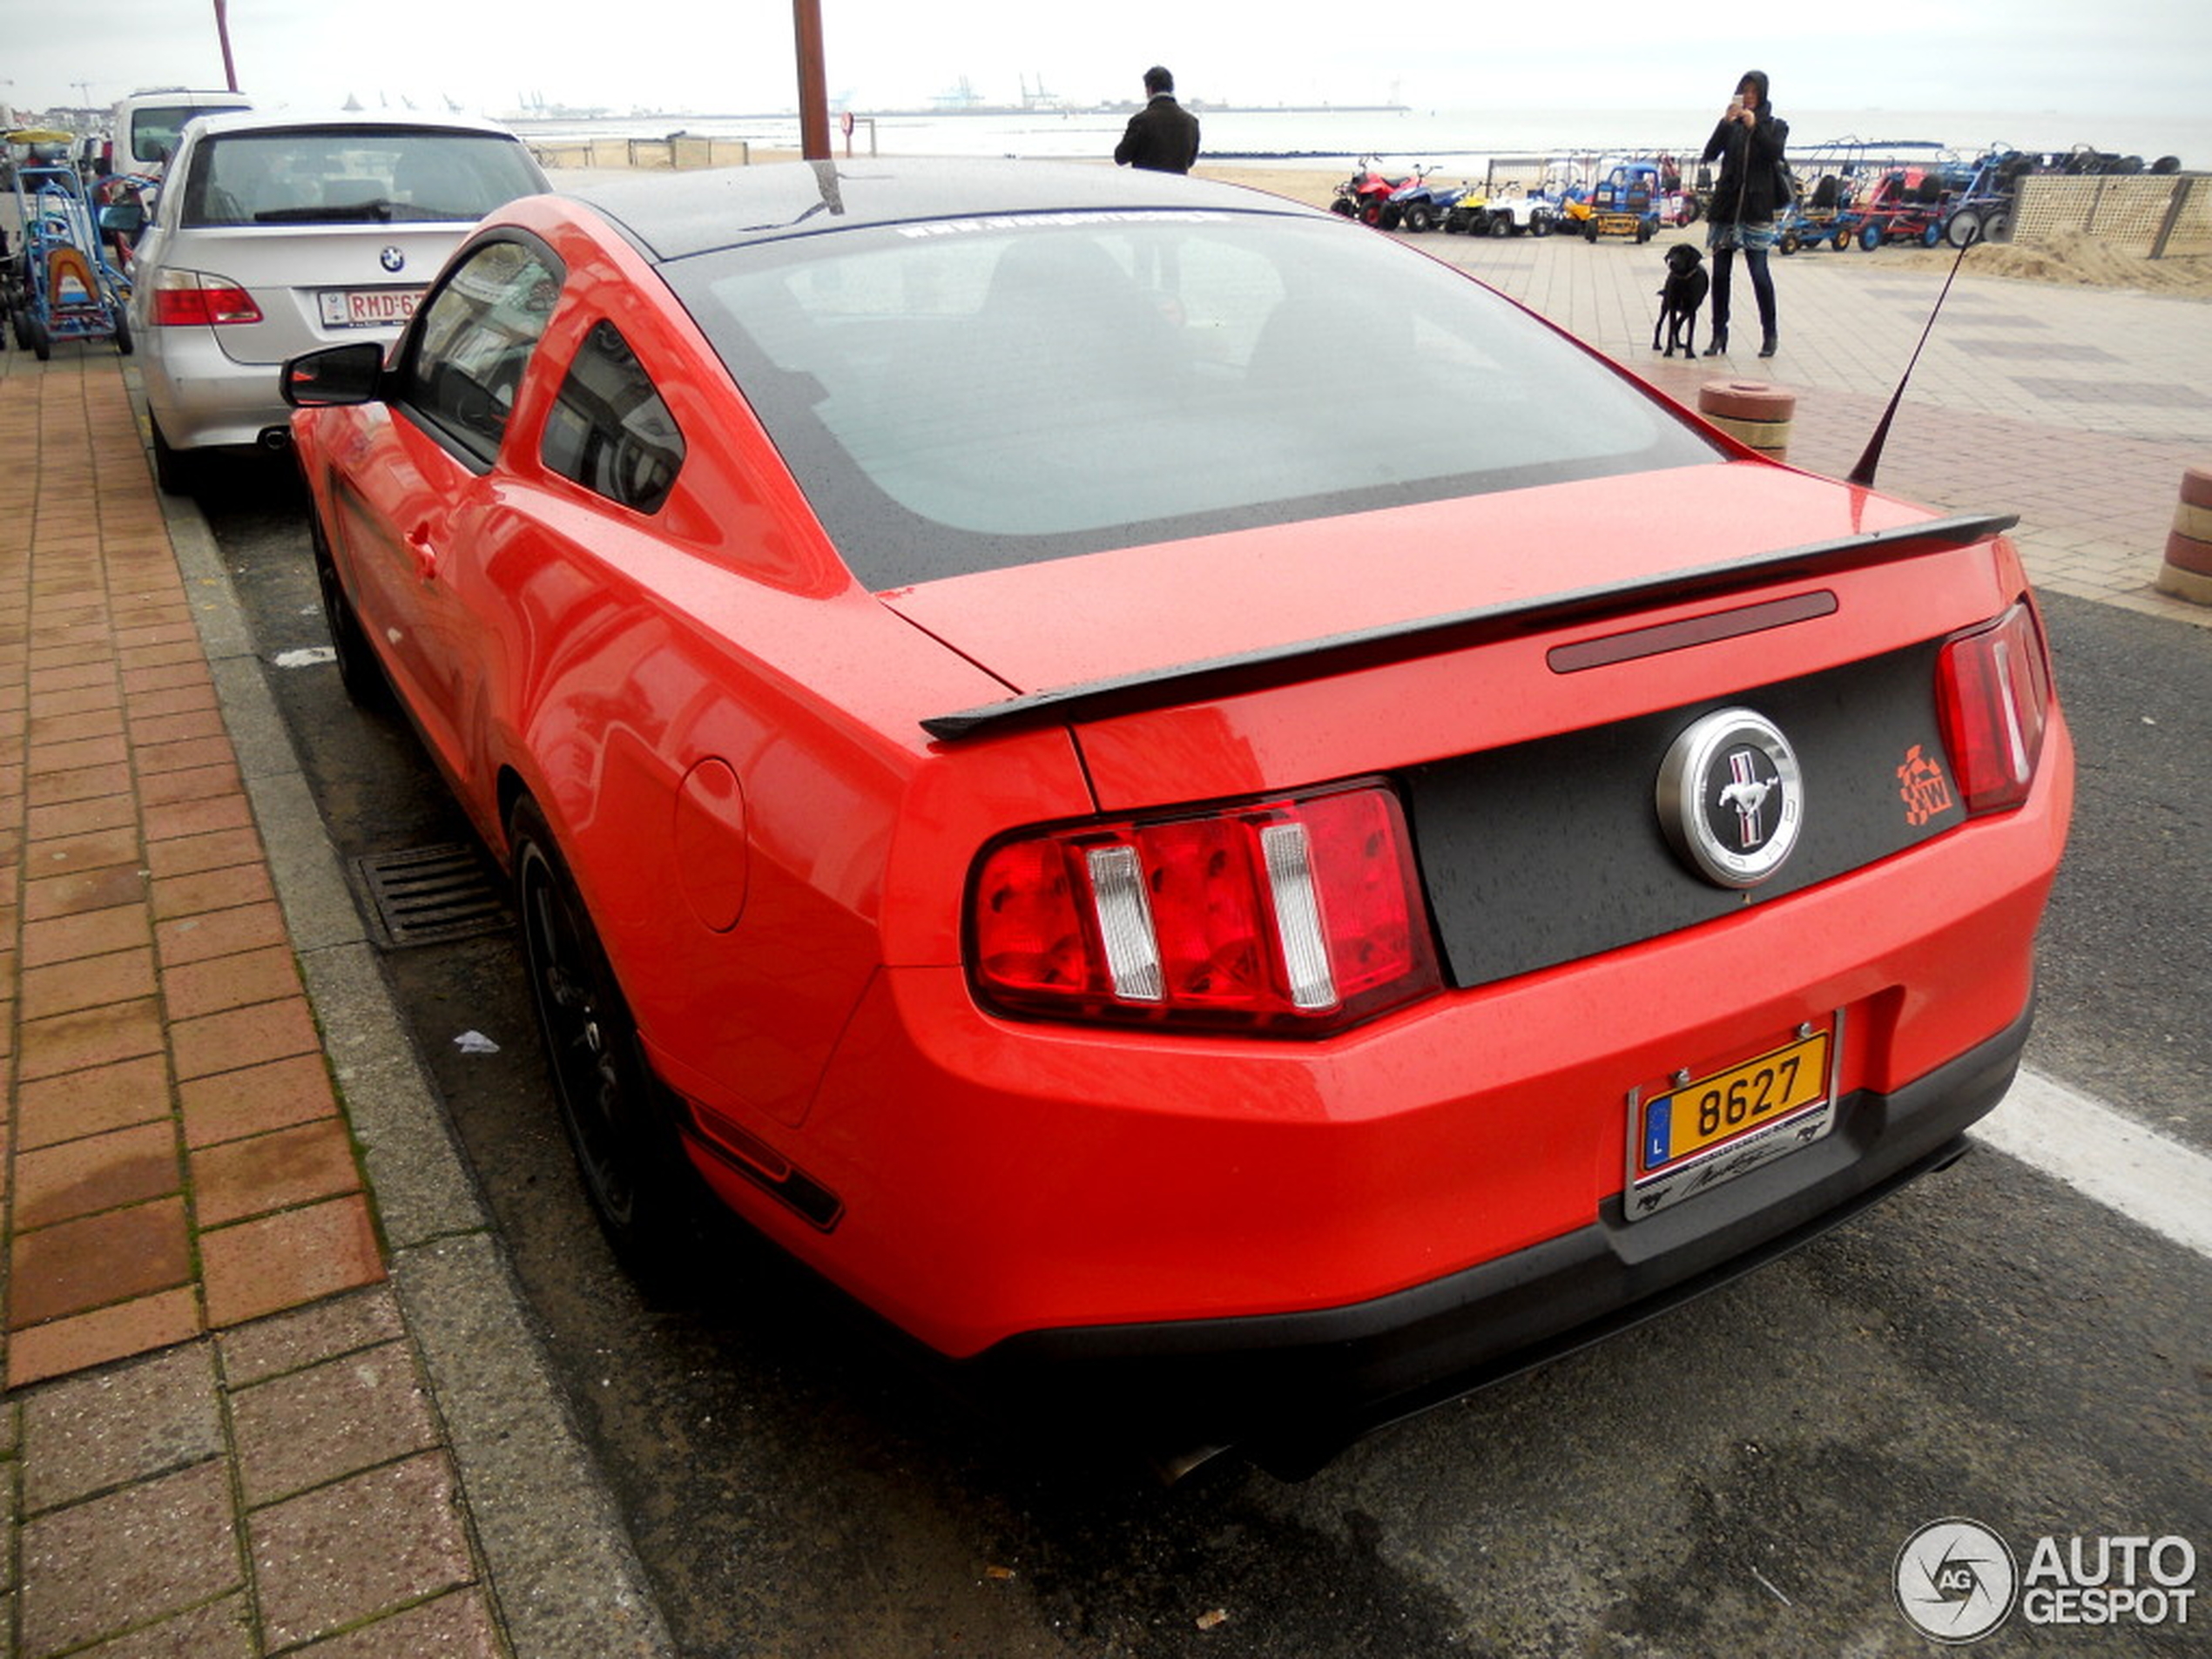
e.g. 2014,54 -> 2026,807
1697,380 -> 1795,462
2154,463 -> 2212,605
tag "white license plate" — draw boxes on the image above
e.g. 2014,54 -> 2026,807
319,287 -> 421,328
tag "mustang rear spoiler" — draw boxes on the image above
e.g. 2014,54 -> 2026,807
921,511 -> 2019,742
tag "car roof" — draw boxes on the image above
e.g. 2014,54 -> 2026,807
563,157 -> 1320,263
180,107 -> 524,143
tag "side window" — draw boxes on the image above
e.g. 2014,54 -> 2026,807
541,320 -> 685,514
399,239 -> 563,466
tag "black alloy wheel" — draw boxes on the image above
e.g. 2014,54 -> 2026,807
307,509 -> 391,710
511,796 -> 697,1272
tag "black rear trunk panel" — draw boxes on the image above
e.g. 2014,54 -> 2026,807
1405,640 -> 1955,988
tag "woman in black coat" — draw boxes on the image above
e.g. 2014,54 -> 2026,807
1701,69 -> 1790,357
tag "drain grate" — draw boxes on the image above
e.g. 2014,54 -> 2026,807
353,843 -> 510,948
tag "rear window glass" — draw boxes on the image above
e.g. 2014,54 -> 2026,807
664,211 -> 1717,590
129,105 -> 231,165
179,128 -> 543,227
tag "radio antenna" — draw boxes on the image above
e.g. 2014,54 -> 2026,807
1846,235 -> 1974,489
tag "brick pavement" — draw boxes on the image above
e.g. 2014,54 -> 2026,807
0,217 -> 2206,1658
0,363 -> 525,1655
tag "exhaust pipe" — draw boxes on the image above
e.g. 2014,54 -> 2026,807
258,426 -> 292,452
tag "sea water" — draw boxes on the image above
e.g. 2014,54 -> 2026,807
513,105 -> 2206,174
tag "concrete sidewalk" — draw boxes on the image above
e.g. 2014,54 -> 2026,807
1,230 -> 2206,1657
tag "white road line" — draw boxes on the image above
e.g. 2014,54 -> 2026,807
1972,1069 -> 2212,1260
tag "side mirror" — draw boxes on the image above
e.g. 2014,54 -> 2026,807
98,201 -> 145,234
283,341 -> 388,408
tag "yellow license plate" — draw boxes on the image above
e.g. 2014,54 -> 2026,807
1638,1029 -> 1831,1175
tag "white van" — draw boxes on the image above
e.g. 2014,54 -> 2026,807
107,88 -> 253,176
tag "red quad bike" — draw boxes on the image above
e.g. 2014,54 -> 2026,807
1330,156 -> 1413,227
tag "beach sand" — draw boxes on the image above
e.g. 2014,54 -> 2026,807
555,153 -> 2212,299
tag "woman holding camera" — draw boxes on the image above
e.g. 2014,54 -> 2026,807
1702,70 -> 1790,358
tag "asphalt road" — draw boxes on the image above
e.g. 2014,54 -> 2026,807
199,455 -> 2210,1658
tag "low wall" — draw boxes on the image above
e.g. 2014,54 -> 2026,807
525,135 -> 758,171
2013,173 -> 2211,258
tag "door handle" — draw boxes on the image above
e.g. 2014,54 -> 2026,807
404,524 -> 439,582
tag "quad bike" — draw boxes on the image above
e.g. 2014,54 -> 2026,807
1330,157 -> 1413,227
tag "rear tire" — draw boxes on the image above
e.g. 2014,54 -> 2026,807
1946,209 -> 1982,248
512,796 -> 701,1276
1404,202 -> 1433,233
26,311 -> 51,361
111,309 -> 132,355
149,415 -> 197,496
308,508 -> 392,710
1859,221 -> 1883,251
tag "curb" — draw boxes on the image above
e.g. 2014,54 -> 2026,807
149,391 -> 677,1659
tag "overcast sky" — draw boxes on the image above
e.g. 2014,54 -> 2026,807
6,0 -> 2204,126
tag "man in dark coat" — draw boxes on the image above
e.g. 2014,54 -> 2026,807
1114,66 -> 1201,175
1700,68 -> 1790,357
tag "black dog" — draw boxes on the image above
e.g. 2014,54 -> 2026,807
1652,243 -> 1710,358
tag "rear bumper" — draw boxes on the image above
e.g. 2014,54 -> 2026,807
969,1001 -> 2029,1465
137,325 -> 290,450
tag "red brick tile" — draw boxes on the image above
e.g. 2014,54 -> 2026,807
16,1121 -> 181,1230
152,862 -> 276,922
26,761 -> 129,807
17,995 -> 165,1081
121,660 -> 212,697
125,682 -> 217,721
146,825 -> 263,880
21,900 -> 152,968
200,1195 -> 385,1327
138,761 -> 240,806
24,791 -> 136,841
156,899 -> 287,968
30,680 -> 122,720
172,997 -> 321,1082
9,1197 -> 192,1327
143,790 -> 253,844
16,1054 -> 174,1150
160,943 -> 301,1021
24,862 -> 149,922
135,735 -> 237,776
28,660 -> 116,696
179,1054 -> 338,1149
3,1289 -> 204,1389
28,732 -> 130,775
28,707 -> 124,746
192,1119 -> 360,1229
131,709 -> 226,749
19,945 -> 158,1020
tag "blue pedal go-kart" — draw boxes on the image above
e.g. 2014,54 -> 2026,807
6,147 -> 134,361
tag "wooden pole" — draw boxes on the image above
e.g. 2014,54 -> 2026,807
793,0 -> 829,160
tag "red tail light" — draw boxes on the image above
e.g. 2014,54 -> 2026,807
971,783 -> 1440,1035
1937,600 -> 2054,815
148,269 -> 262,326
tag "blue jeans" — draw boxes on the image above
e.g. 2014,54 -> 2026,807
1706,219 -> 1778,340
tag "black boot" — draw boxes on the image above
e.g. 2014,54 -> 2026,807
1703,325 -> 1729,356
1757,332 -> 1777,358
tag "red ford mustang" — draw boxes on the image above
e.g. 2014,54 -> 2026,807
285,159 -> 2071,1470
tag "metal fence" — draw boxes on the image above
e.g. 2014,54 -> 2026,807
2013,172 -> 2212,258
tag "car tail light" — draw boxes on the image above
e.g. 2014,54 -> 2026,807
148,268 -> 262,327
971,783 -> 1440,1035
1937,600 -> 2054,816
